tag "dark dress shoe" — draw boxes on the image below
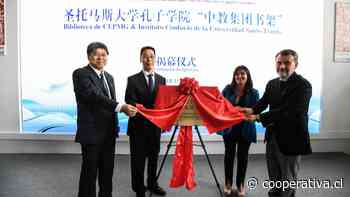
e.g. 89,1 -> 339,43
147,185 -> 166,196
136,191 -> 146,197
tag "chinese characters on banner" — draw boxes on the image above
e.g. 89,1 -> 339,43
335,1 -> 350,62
63,7 -> 283,34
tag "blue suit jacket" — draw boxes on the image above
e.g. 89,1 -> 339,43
218,85 -> 259,143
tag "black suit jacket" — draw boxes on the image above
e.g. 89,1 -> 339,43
253,72 -> 312,155
125,71 -> 166,136
72,65 -> 119,144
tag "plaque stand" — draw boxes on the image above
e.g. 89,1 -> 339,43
149,97 -> 224,197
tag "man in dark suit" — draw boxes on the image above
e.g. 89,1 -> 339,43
125,46 -> 167,197
73,42 -> 137,197
241,49 -> 312,197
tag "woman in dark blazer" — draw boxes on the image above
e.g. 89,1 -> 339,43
220,65 -> 259,196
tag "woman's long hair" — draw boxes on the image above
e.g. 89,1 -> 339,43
230,65 -> 253,95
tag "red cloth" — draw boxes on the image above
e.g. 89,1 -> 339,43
136,78 -> 245,190
169,126 -> 196,190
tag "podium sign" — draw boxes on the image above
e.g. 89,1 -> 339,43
176,96 -> 203,126
154,85 -> 220,127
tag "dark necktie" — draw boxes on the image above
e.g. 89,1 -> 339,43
148,74 -> 154,93
100,72 -> 111,98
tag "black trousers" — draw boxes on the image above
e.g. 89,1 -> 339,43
129,124 -> 161,195
223,135 -> 251,188
78,138 -> 116,197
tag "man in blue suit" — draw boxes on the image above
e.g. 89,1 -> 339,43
72,42 -> 137,197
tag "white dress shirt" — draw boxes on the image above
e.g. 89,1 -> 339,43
143,69 -> 155,87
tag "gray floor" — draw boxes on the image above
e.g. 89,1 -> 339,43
0,153 -> 349,197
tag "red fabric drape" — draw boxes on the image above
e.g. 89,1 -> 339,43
136,78 -> 245,190
169,126 -> 196,190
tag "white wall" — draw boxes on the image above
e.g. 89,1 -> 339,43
322,0 -> 350,134
0,0 -> 349,154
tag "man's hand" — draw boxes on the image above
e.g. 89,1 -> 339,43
245,114 -> 257,122
121,104 -> 138,117
238,107 -> 254,116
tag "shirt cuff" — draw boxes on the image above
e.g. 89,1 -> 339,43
115,102 -> 125,113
